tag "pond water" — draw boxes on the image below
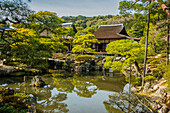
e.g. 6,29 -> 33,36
0,71 -> 139,113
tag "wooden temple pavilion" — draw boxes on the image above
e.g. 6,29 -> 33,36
93,24 -> 140,52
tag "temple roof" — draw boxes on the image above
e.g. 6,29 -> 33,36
94,24 -> 127,39
62,22 -> 74,27
62,22 -> 77,33
93,24 -> 140,41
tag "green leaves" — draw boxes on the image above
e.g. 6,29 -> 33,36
72,34 -> 99,54
13,11 -> 64,35
119,0 -> 134,15
75,55 -> 97,62
104,39 -> 153,71
8,28 -> 66,69
0,0 -> 33,24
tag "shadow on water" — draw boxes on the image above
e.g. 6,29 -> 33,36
0,70 -> 151,113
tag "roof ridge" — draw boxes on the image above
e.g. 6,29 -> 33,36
98,24 -> 123,28
62,22 -> 74,26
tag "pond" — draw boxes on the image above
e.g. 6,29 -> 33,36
0,71 -> 148,113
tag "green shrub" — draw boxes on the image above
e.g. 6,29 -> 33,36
0,105 -> 27,113
14,93 -> 29,98
155,62 -> 166,78
125,76 -> 142,86
96,60 -> 102,65
7,62 -> 20,66
52,73 -> 64,77
164,64 -> 170,91
144,76 -> 156,82
18,63 -> 27,68
134,77 -> 142,86
24,69 -> 37,73
152,69 -> 159,77
75,55 -> 97,62
150,60 -> 160,65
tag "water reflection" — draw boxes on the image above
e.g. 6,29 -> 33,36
103,83 -> 152,113
36,89 -> 69,113
53,76 -> 98,98
0,71 -> 127,113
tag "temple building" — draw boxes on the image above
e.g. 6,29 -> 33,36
61,22 -> 77,51
62,22 -> 77,33
93,24 -> 140,52
41,22 -> 77,51
41,22 -> 77,38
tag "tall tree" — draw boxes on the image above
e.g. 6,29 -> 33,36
119,0 -> 169,86
167,23 -> 169,65
13,11 -> 64,36
0,0 -> 34,61
157,0 -> 170,18
0,0 -> 33,25
143,0 -> 151,87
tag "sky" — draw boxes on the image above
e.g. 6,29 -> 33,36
27,0 -> 123,17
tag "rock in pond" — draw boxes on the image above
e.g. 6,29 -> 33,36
31,76 -> 45,87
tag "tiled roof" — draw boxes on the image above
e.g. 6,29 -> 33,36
93,24 -> 128,39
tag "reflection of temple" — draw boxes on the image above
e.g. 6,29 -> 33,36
93,24 -> 140,52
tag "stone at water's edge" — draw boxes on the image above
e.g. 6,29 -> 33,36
156,87 -> 167,99
143,82 -> 151,93
133,79 -> 170,113
3,87 -> 14,96
28,103 -> 36,113
31,76 -> 45,87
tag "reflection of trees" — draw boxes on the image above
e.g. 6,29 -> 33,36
72,77 -> 97,98
103,93 -> 152,113
22,76 -> 69,113
104,101 -> 123,113
36,93 -> 69,113
53,77 -> 74,93
27,87 -> 69,113
53,76 -> 98,98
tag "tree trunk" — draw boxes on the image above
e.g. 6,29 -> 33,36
167,24 -> 169,65
154,43 -> 156,52
157,0 -> 170,19
134,61 -> 142,76
142,0 -> 151,87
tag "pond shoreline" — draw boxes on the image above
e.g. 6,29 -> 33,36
0,65 -> 169,113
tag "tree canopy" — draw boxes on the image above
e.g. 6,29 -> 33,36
0,0 -> 33,25
71,34 -> 99,54
104,39 -> 153,72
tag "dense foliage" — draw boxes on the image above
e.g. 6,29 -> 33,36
72,34 -> 99,54
0,1 -> 67,69
104,39 -> 153,74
